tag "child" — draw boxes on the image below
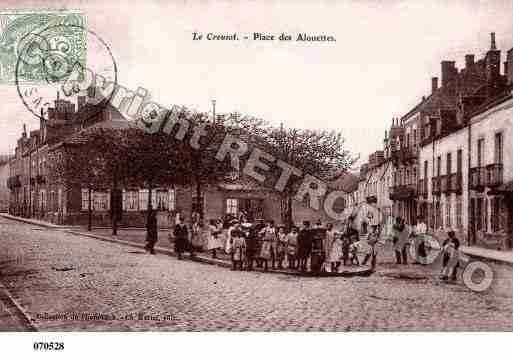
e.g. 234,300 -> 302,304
259,221 -> 276,271
276,227 -> 287,269
349,234 -> 360,265
286,227 -> 299,269
363,225 -> 379,269
231,225 -> 246,271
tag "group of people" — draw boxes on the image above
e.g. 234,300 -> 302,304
145,209 -> 462,281
204,215 -> 380,272
391,215 -> 461,281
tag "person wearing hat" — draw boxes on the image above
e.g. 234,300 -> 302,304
440,229 -> 460,281
174,214 -> 194,259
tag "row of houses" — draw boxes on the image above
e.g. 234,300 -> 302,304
343,32 -> 513,250
5,89 -> 357,228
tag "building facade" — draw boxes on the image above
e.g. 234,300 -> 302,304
346,32 -> 513,249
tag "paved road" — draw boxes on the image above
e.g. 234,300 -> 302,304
1,216 -> 513,331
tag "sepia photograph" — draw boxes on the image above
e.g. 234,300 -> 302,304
0,0 -> 513,356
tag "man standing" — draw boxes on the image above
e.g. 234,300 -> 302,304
174,214 -> 193,260
145,208 -> 158,255
392,217 -> 408,265
297,221 -> 311,272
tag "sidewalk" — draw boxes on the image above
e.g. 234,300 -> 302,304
0,213 -> 372,277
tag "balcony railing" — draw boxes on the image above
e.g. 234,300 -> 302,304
486,163 -> 503,187
440,175 -> 449,194
418,179 -> 428,198
449,172 -> 462,194
400,147 -> 417,164
432,176 -> 441,196
389,184 -> 417,201
470,167 -> 486,191
7,175 -> 22,189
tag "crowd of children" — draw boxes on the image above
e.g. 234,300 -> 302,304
200,215 -> 380,272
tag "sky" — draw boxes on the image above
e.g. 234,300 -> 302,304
2,0 -> 513,168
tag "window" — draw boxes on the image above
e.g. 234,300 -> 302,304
138,189 -> 157,210
456,197 -> 462,228
477,138 -> 484,167
491,197 -> 502,232
155,190 -> 169,211
226,198 -> 238,215
124,190 -> 139,211
457,150 -> 462,173
437,156 -> 441,177
475,198 -> 482,230
82,189 -> 91,210
424,160 -> 428,179
494,132 -> 503,164
168,189 -> 176,211
413,129 -> 417,148
93,192 -> 109,211
446,152 -> 452,175
39,190 -> 46,211
445,198 -> 452,229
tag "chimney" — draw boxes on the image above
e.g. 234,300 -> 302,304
22,124 -> 27,138
507,48 -> 513,85
441,61 -> 457,87
431,77 -> 438,93
465,54 -> 475,68
485,33 -> 501,92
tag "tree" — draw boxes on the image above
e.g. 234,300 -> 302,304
262,125 -> 358,227
182,111 -> 266,221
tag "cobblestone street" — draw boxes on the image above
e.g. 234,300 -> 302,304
1,216 -> 513,331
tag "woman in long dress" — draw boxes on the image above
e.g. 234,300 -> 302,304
231,225 -> 246,270
323,223 -> 335,270
259,221 -> 276,271
275,226 -> 287,269
329,231 -> 343,272
206,219 -> 223,258
287,227 -> 299,269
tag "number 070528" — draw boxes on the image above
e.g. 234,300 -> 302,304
33,342 -> 64,350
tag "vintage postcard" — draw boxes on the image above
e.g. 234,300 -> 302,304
0,0 -> 513,356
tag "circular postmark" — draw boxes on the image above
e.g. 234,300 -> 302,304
15,23 -> 117,123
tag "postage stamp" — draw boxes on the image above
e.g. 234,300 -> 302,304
0,9 -> 85,84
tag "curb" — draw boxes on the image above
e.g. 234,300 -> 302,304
0,213 -> 62,229
0,281 -> 39,331
67,229 -> 372,276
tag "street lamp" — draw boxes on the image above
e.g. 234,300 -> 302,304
212,99 -> 216,125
